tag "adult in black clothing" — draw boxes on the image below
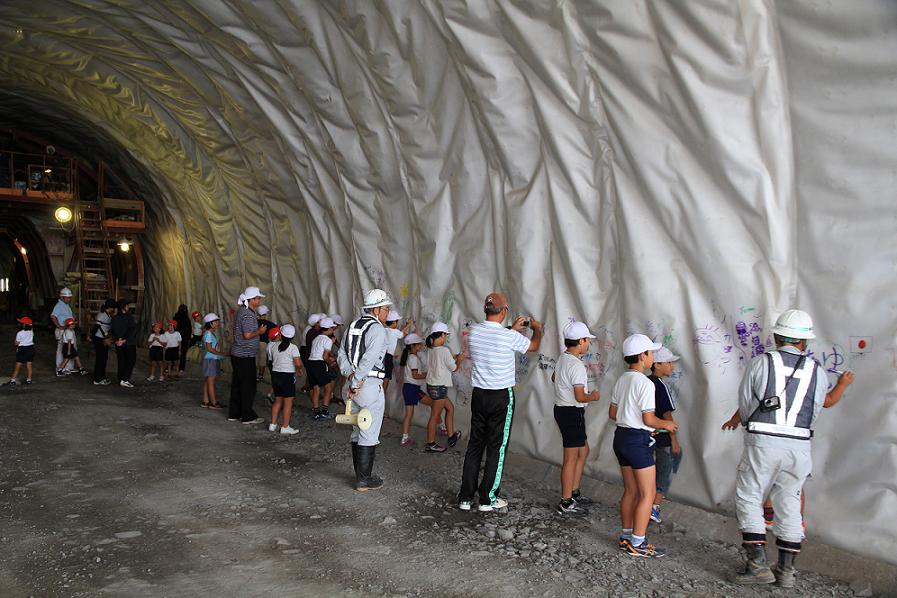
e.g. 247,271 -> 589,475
173,304 -> 191,375
92,298 -> 117,385
111,299 -> 138,388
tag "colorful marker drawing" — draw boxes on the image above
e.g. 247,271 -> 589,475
807,343 -> 849,391
694,305 -> 770,374
363,265 -> 385,288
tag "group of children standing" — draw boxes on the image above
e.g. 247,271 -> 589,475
550,320 -> 683,560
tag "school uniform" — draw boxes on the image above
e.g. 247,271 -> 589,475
269,342 -> 301,397
402,353 -> 426,406
611,371 -> 656,470
383,327 -> 403,379
15,330 -> 34,364
161,331 -> 182,362
148,332 -> 165,362
307,334 -> 334,388
650,374 -> 682,494
553,352 -> 589,448
426,345 -> 456,400
191,320 -> 203,347
61,329 -> 78,359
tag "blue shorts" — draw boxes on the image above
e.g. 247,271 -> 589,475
613,427 -> 655,470
403,383 -> 425,406
654,445 -> 682,494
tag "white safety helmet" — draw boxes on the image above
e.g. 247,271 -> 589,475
772,309 -> 816,340
363,288 -> 393,309
59,287 -> 73,298
257,305 -> 269,316
280,324 -> 296,339
203,312 -> 220,324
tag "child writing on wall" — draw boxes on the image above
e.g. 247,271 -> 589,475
58,318 -> 88,376
552,319 -> 601,517
307,317 -> 338,420
383,311 -> 414,395
201,313 -> 225,409
147,321 -> 166,381
8,316 -> 35,385
424,322 -> 464,453
647,346 -> 682,524
610,334 -> 678,558
399,333 -> 432,446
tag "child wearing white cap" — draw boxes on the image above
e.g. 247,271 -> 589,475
307,317 -> 338,420
648,346 -> 682,525
552,319 -> 601,517
268,324 -> 303,435
256,305 -> 277,382
201,313 -> 225,409
424,323 -> 465,452
398,332 -> 432,446
383,310 -> 414,395
610,334 -> 678,558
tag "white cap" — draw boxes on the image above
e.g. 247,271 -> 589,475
257,305 -> 269,316
363,288 -> 393,309
280,324 -> 296,339
387,310 -> 401,322
772,309 -> 816,340
563,319 -> 596,341
654,346 -> 680,363
308,313 -> 323,326
203,312 -> 219,324
59,287 -> 73,297
243,286 -> 265,300
430,322 -> 450,335
319,317 -> 336,329
329,314 -> 344,326
622,333 -> 662,357
404,332 -> 424,345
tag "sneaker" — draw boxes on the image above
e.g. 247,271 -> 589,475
312,410 -> 322,420
623,539 -> 666,558
146,376 -> 156,382
24,379 -> 33,385
78,368 -> 89,375
447,431 -> 462,448
280,426 -> 299,435
242,417 -> 264,425
650,506 -> 663,524
120,380 -> 134,388
424,442 -> 446,453
268,423 -> 278,432
478,497 -> 508,512
227,417 -> 239,422
93,379 -> 111,386
319,409 -> 334,420
572,492 -> 594,505
56,369 -> 66,377
159,376 -> 166,382
6,379 -> 16,385
458,500 -> 472,512
437,426 -> 448,437
557,500 -> 589,517
618,537 -> 630,551
400,437 -> 415,447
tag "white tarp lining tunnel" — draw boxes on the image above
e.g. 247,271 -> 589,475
0,1 -> 894,564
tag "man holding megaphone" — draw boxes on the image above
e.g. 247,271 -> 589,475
337,288 -> 392,491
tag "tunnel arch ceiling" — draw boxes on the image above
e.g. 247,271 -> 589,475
1,1 -> 896,563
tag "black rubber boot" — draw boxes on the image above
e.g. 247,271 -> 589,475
351,442 -> 360,479
772,550 -> 797,588
734,544 -> 776,585
355,444 -> 384,492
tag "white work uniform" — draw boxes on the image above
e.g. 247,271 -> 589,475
337,316 -> 388,447
734,346 -> 827,544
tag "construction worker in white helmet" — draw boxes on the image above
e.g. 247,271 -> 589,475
732,309 -> 854,588
336,288 -> 391,491
50,287 -> 76,373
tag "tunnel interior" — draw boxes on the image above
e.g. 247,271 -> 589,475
0,1 -> 895,564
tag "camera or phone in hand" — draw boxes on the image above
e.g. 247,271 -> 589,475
506,317 -> 531,330
759,394 -> 781,412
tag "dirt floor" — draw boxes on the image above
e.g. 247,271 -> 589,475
0,331 -> 891,597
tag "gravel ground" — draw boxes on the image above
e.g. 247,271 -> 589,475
0,341 -> 885,597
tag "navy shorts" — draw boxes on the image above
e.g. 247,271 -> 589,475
164,347 -> 179,362
271,371 -> 296,398
307,360 -> 331,388
403,383 -> 425,406
149,346 -> 164,362
383,353 -> 394,380
15,345 -> 35,364
426,384 -> 448,401
612,427 -> 655,470
553,405 -> 587,448
62,345 -> 78,359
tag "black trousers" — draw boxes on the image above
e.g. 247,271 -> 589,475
459,387 -> 515,504
116,345 -> 137,382
178,339 -> 189,372
229,356 -> 258,422
93,337 -> 109,382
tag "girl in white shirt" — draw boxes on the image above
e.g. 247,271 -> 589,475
307,318 -> 338,420
424,323 -> 465,452
268,324 -> 304,435
398,333 -> 431,447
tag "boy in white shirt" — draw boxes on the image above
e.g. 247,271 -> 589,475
552,319 -> 601,517
161,320 -> 182,381
57,318 -> 88,376
609,334 -> 678,558
308,317 -> 338,420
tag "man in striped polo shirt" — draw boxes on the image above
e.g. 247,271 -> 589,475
229,286 -> 268,424
458,292 -> 542,512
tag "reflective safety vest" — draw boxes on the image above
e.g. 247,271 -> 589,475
343,315 -> 386,378
747,350 -> 819,440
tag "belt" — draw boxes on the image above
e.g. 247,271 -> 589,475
367,371 -> 386,379
746,421 -> 812,439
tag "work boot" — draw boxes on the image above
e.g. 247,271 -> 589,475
351,442 -> 360,479
355,445 -> 384,492
734,544 -> 775,585
772,550 -> 797,588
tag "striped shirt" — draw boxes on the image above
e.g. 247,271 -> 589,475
231,306 -> 259,358
468,321 -> 531,389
